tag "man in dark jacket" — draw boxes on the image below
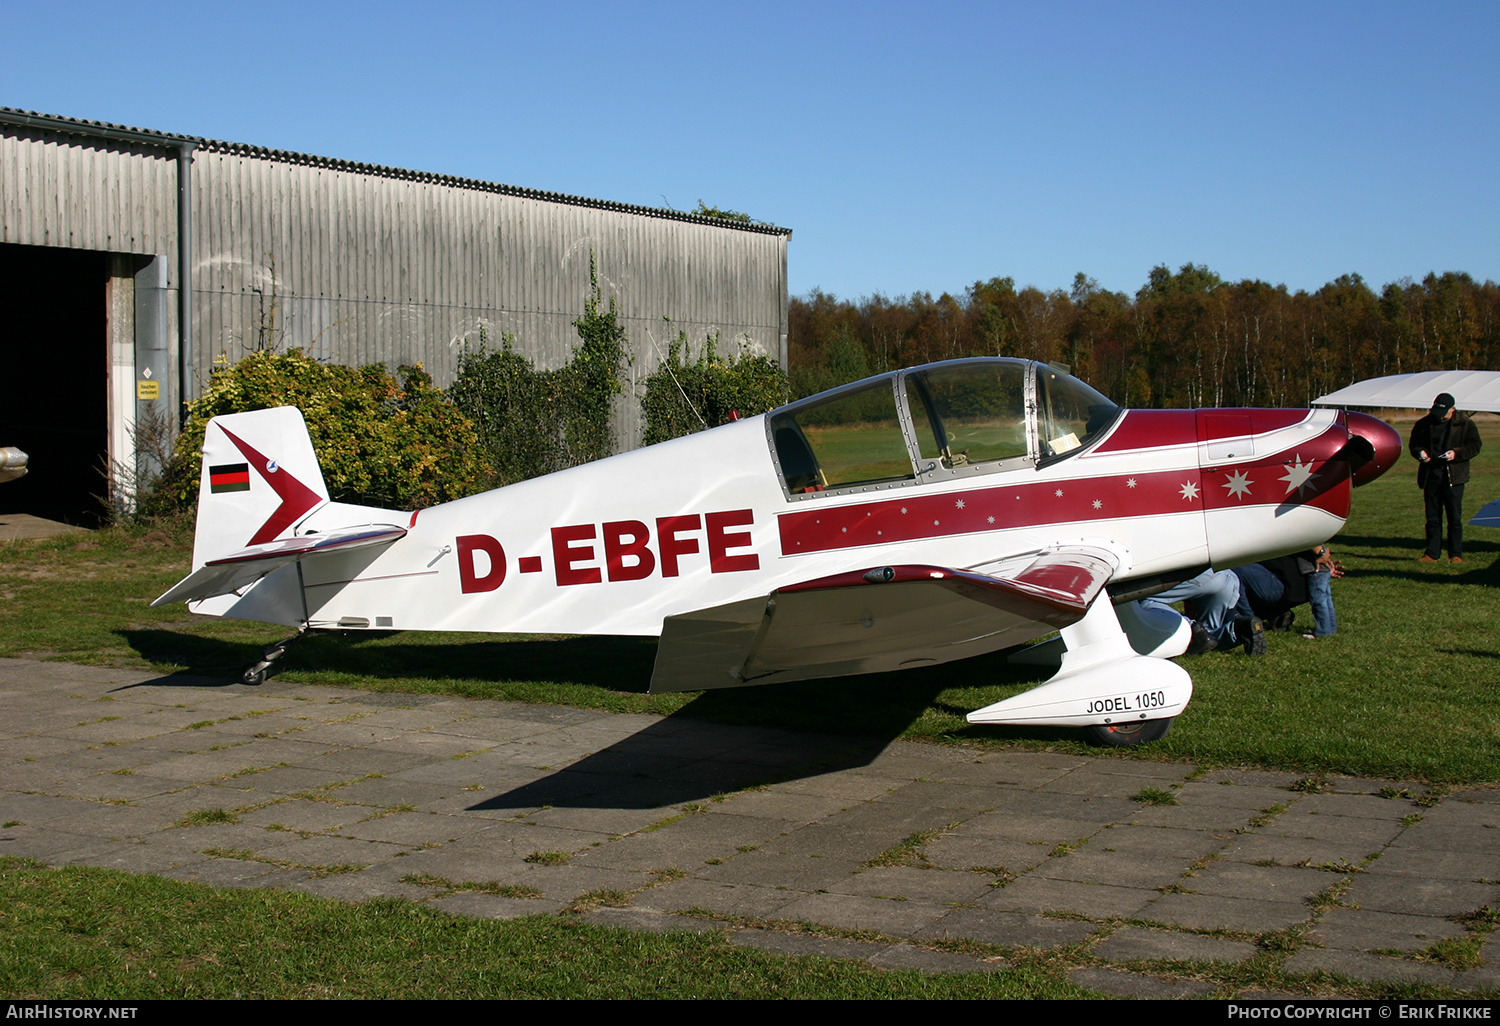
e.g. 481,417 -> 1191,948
1409,392 -> 1482,563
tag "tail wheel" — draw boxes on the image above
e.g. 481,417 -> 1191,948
1086,718 -> 1173,747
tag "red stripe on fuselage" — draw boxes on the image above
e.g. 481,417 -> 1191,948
777,425 -> 1351,557
778,469 -> 1202,555
1090,410 -> 1197,452
1090,408 -> 1314,455
1211,409 -> 1311,438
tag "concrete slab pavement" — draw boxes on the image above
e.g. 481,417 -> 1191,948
2,656 -> 1497,998
0,513 -> 88,542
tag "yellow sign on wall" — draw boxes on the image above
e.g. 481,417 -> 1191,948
137,380 -> 160,400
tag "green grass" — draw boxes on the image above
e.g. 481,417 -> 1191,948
1416,936 -> 1485,972
7,857 -> 1490,1000
175,808 -> 239,828
862,826 -> 950,869
1,449 -> 1498,782
399,874 -> 544,899
0,858 -> 1082,1000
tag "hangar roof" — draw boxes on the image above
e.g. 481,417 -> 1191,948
0,106 -> 791,237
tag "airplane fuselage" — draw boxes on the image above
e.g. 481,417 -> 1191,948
193,362 -> 1396,642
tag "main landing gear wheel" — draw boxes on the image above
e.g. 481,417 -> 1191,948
1086,718 -> 1173,747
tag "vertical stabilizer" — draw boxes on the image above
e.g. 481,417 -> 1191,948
191,407 -> 330,570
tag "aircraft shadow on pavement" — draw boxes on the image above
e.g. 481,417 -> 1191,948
117,627 -> 1068,807
105,669 -> 243,692
465,713 -> 894,812
466,666 -> 1069,811
119,628 -> 665,692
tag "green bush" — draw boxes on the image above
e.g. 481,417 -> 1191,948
145,350 -> 486,516
448,332 -> 558,487
641,332 -> 789,446
450,256 -> 628,485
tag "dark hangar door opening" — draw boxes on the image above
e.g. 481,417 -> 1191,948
0,242 -> 108,527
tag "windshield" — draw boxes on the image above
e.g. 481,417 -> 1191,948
1036,366 -> 1120,460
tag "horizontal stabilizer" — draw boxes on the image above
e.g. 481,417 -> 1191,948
650,547 -> 1117,693
152,525 -> 408,607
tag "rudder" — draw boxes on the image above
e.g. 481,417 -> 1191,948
191,407 -> 330,570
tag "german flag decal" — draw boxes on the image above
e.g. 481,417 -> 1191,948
209,463 -> 251,493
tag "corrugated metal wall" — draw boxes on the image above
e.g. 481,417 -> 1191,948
0,128 -> 176,257
0,119 -> 789,451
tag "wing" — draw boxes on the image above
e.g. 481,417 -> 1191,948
151,524 -> 408,607
649,545 -> 1117,693
1313,371 -> 1500,413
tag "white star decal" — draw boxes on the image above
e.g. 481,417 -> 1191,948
1055,489 -> 1064,498
1223,470 -> 1254,500
1092,499 -> 1102,510
1179,481 -> 1200,501
1126,478 -> 1137,488
986,515 -> 995,524
955,499 -> 965,510
900,507 -> 908,514
1279,455 -> 1319,495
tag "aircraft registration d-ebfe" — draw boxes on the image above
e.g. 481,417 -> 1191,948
154,358 -> 1401,745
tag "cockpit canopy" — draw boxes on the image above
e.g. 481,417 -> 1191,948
768,358 -> 1120,499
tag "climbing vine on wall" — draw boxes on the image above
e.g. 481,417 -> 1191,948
450,254 -> 628,485
641,331 -> 788,446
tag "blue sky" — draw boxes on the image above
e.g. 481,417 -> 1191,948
3,0 -> 1495,301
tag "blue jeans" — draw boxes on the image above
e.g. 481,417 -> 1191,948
1231,563 -> 1285,620
1307,569 -> 1336,637
1142,569 -> 1241,644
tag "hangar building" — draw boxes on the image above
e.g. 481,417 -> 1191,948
0,108 -> 791,525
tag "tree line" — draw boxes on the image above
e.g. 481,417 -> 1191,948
788,265 -> 1500,409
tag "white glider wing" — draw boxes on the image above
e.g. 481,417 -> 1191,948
1314,371 -> 1500,413
649,546 -> 1117,692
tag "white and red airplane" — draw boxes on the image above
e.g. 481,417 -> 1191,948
154,358 -> 1401,744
